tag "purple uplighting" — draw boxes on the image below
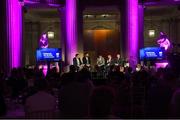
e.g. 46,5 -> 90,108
23,0 -> 39,4
66,0 -> 78,64
155,62 -> 169,69
39,33 -> 49,48
42,65 -> 48,76
6,0 -> 22,69
22,0 -> 61,7
127,0 -> 139,67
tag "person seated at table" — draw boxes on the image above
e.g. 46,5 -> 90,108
25,79 -> 56,118
89,86 -> 115,118
114,54 -> 124,67
106,55 -> 114,72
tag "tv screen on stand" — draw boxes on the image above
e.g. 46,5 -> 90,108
36,48 -> 61,62
140,47 -> 165,61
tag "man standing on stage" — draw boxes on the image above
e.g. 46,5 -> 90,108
39,33 -> 49,48
157,32 -> 170,51
73,54 -> 82,71
38,33 -> 49,76
82,52 -> 91,68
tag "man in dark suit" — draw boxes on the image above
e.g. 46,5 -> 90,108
73,54 -> 82,71
106,55 -> 114,67
105,55 -> 114,72
82,52 -> 91,67
114,54 -> 124,67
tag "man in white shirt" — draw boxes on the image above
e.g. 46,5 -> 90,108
106,55 -> 113,67
96,55 -> 105,72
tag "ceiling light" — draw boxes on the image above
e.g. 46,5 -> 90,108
48,31 -> 54,39
148,30 -> 155,37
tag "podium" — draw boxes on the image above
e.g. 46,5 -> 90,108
36,48 -> 62,76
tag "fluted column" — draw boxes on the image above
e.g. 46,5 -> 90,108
138,4 -> 144,51
6,0 -> 23,70
126,0 -> 139,68
65,0 -> 78,65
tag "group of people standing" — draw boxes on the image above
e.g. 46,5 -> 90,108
73,53 -> 126,72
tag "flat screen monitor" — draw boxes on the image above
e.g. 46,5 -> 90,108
36,48 -> 61,62
140,47 -> 165,60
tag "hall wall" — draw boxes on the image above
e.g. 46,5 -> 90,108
144,19 -> 180,53
24,21 -> 61,65
83,15 -> 121,65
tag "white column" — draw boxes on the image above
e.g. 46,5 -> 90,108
126,0 -> 139,68
6,0 -> 23,69
65,0 -> 78,65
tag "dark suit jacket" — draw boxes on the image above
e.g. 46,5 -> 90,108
106,59 -> 114,66
73,57 -> 82,67
82,57 -> 91,65
114,58 -> 124,66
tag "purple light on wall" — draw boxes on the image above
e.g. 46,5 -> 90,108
23,0 -> 61,7
43,65 -> 48,77
6,0 -> 22,69
157,32 -> 170,50
155,62 -> 169,69
127,0 -> 139,67
66,0 -> 78,64
39,33 -> 49,48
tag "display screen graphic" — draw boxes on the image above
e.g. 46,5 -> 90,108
36,48 -> 61,61
140,47 -> 165,60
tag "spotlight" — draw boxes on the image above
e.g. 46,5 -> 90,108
148,30 -> 155,37
48,31 -> 54,39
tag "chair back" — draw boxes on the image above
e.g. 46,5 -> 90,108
26,110 -> 56,118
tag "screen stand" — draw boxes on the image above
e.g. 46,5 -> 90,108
47,61 -> 51,76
